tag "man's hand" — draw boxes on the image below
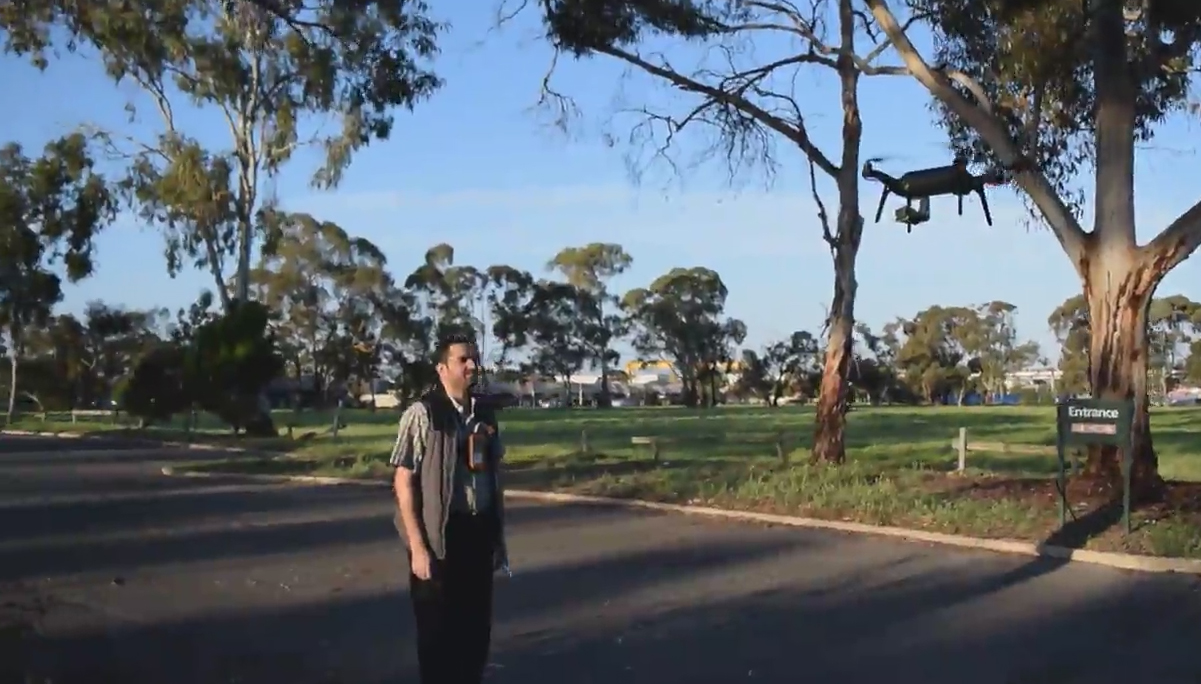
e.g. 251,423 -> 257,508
410,545 -> 434,580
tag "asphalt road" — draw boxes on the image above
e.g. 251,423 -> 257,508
2,434 -> 1200,684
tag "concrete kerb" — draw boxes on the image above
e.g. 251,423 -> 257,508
1,428 -> 252,452
1,429 -> 85,439
6,429 -> 1198,575
158,467 -> 1201,577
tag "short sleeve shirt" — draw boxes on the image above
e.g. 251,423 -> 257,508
388,398 -> 504,514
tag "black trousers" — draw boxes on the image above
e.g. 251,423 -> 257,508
409,511 -> 496,684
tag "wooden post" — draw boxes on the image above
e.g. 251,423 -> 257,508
956,427 -> 968,472
580,429 -> 590,456
332,399 -> 343,439
776,431 -> 789,465
651,439 -> 660,463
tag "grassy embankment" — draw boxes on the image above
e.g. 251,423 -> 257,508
8,404 -> 1201,558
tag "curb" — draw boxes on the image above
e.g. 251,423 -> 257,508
162,467 -> 1201,576
2,429 -> 253,453
2,429 -> 85,439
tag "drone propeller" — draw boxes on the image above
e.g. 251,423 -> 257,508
864,155 -> 911,165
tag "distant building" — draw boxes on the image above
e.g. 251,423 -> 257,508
1167,385 -> 1201,406
1008,367 -> 1061,388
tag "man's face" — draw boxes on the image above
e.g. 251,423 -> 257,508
438,342 -> 478,392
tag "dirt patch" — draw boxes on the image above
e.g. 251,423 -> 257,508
949,475 -> 1201,516
929,474 -> 1201,555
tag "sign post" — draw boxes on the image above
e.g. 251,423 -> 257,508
1055,398 -> 1135,532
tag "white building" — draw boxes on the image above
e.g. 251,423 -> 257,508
1008,367 -> 1061,388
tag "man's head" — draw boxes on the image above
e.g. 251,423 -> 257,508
434,332 -> 479,398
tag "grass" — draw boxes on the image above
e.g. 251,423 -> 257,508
7,404 -> 1201,559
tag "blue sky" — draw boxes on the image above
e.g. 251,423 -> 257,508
3,5 -> 1200,361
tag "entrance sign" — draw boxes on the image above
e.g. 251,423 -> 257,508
1055,398 -> 1135,532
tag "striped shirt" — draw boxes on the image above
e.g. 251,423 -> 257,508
389,399 -> 503,513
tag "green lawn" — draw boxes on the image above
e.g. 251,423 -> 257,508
8,404 -> 1201,558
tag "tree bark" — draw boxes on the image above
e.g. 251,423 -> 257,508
599,357 -> 612,408
812,12 -> 863,465
1079,243 -> 1164,496
812,211 -> 861,464
5,353 -> 17,423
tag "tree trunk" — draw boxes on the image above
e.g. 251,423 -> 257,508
5,353 -> 17,424
812,9 -> 863,465
1080,247 -> 1164,496
812,213 -> 861,464
598,357 -> 612,408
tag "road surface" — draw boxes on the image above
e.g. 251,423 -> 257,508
2,434 -> 1199,684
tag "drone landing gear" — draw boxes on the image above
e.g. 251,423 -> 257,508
894,197 -> 930,233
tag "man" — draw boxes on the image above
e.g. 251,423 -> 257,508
390,332 -> 509,684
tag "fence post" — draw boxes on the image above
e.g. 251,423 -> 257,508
331,399 -> 343,439
580,429 -> 590,456
956,427 -> 968,472
775,431 -> 789,465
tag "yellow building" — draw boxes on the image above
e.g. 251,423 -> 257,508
625,359 -> 674,376
624,359 -> 745,379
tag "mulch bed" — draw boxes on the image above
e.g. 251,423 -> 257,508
936,473 -> 1201,531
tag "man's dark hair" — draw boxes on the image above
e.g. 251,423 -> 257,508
433,330 -> 477,365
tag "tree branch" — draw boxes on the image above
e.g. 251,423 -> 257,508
806,156 -> 835,247
862,0 -> 1089,262
594,44 -> 841,178
239,0 -> 335,36
1145,199 -> 1201,272
740,0 -> 916,77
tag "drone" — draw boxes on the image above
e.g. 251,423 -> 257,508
861,157 -> 1004,233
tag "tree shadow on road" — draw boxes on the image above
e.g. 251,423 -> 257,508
18,528 -> 823,684
486,557 -> 1201,684
0,482 -> 383,544
0,484 -> 681,584
19,529 -> 1201,684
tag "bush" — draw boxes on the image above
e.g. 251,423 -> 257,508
118,301 -> 283,435
184,301 -> 283,436
117,344 -> 189,426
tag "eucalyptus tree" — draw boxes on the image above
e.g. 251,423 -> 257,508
250,212 -> 391,402
623,267 -> 746,408
547,243 -> 632,405
403,244 -> 488,342
485,265 -> 538,371
531,0 -> 920,461
2,0 -> 443,311
0,134 -> 117,421
864,0 -> 1201,489
967,301 -> 1040,398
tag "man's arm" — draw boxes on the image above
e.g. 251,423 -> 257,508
390,402 -> 429,555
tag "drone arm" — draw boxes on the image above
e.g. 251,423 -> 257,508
975,187 -> 993,226
862,161 -> 899,189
